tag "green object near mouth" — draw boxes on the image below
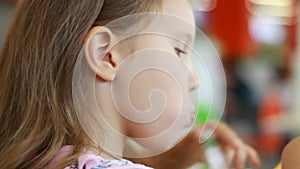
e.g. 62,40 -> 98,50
192,104 -> 226,169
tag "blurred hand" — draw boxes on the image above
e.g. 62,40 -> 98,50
205,121 -> 261,169
127,120 -> 261,169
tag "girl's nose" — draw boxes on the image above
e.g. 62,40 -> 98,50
189,66 -> 200,91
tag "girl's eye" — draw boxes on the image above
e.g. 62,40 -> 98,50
174,48 -> 187,58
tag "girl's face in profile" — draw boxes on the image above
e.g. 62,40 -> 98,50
111,0 -> 200,152
76,0 -> 200,156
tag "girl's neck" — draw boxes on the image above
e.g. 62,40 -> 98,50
85,140 -> 124,160
93,82 -> 126,159
99,150 -> 123,160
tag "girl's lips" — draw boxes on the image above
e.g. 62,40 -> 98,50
190,113 -> 195,124
184,113 -> 195,128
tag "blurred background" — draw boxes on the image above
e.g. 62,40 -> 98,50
191,0 -> 299,168
0,0 -> 299,168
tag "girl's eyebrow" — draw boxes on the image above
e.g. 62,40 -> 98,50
175,25 -> 195,45
176,32 -> 194,46
185,33 -> 194,45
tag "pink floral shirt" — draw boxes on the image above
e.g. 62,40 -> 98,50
50,146 -> 153,169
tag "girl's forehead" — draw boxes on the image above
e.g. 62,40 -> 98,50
163,0 -> 195,27
162,0 -> 196,43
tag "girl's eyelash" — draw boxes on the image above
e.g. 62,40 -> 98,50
174,48 -> 187,57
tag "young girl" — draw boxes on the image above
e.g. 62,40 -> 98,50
0,0 -> 260,168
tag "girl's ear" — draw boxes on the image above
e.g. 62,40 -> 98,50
84,26 -> 118,81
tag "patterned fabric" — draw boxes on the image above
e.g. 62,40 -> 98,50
50,146 -> 153,169
64,153 -> 152,169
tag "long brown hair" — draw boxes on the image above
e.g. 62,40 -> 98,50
0,0 -> 162,168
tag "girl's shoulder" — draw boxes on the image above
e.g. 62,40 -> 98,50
64,153 -> 152,169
